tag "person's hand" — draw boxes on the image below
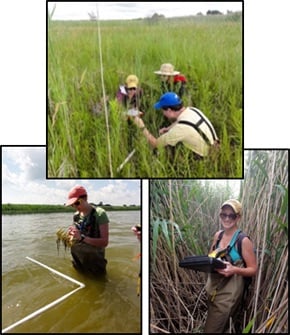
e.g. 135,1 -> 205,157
127,110 -> 144,121
216,261 -> 235,277
68,226 -> 81,240
131,226 -> 141,242
159,127 -> 170,135
133,116 -> 145,129
68,225 -> 75,235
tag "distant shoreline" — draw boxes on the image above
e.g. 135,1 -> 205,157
2,203 -> 140,215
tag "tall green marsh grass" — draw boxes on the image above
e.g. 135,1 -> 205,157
48,14 -> 242,177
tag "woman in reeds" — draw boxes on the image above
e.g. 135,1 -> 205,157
204,199 -> 257,333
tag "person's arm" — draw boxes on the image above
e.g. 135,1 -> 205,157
142,128 -> 158,148
237,237 -> 257,276
116,85 -> 127,103
133,116 -> 158,148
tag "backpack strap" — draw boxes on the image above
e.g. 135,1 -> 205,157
235,232 -> 253,310
221,230 -> 252,267
236,232 -> 249,266
228,229 -> 242,250
214,230 -> 224,250
214,229 -> 242,257
88,206 -> 102,237
178,107 -> 219,145
178,120 -> 212,145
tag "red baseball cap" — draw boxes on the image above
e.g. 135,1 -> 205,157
65,185 -> 87,206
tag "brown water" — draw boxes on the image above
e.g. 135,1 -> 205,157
2,211 -> 141,333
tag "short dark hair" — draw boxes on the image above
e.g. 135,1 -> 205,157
79,194 -> 87,200
170,103 -> 183,111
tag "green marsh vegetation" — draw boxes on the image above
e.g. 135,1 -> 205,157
2,204 -> 140,214
48,13 -> 242,177
150,150 -> 288,333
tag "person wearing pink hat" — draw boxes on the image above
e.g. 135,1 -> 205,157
204,199 -> 257,333
65,185 -> 109,276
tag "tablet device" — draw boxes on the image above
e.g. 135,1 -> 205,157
179,255 -> 226,273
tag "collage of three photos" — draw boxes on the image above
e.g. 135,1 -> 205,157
2,2 -> 288,334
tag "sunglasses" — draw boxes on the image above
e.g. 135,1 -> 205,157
72,199 -> 82,207
219,213 -> 238,221
127,87 -> 136,91
162,106 -> 171,111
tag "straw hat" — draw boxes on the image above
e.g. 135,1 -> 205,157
125,74 -> 139,88
154,63 -> 180,76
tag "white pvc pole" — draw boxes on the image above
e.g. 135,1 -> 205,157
2,257 -> 85,333
117,149 -> 136,172
26,256 -> 85,288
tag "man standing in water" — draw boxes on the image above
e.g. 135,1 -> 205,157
65,185 -> 109,276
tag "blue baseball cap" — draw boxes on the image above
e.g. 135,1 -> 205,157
154,92 -> 182,109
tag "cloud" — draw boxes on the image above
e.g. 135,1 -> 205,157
102,2 -> 137,9
2,163 -> 19,186
88,180 -> 140,206
48,2 -> 242,21
2,147 -> 140,205
3,147 -> 46,182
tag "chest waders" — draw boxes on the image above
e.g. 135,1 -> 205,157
204,230 -> 248,333
71,207 -> 107,276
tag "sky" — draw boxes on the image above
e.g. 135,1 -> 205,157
2,147 -> 141,205
47,2 -> 242,21
1,145 -> 243,205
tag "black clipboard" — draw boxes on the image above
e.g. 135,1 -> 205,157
179,255 -> 226,273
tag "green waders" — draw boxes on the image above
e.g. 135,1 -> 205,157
204,266 -> 245,333
71,242 -> 107,276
